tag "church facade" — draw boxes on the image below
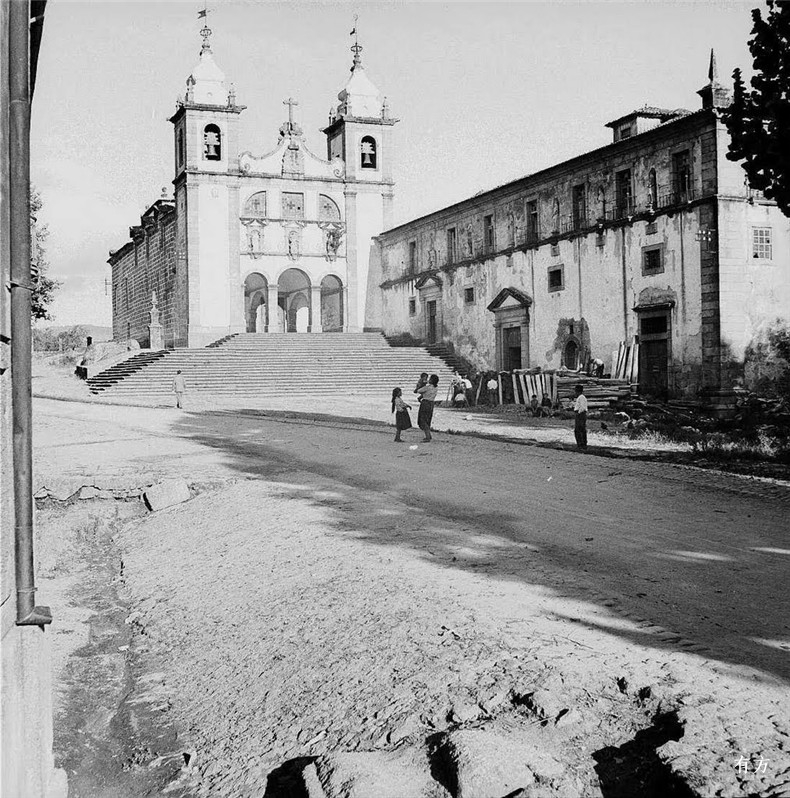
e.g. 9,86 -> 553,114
371,56 -> 790,400
109,23 -> 396,348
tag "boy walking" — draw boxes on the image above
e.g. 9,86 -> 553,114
573,383 -> 587,450
173,370 -> 186,409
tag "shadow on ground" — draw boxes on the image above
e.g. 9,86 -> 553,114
170,408 -> 790,684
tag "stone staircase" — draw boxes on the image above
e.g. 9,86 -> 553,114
87,333 -> 457,398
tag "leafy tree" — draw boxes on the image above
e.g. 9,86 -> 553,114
29,188 -> 61,320
724,0 -> 790,216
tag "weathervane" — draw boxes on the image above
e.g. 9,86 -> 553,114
350,14 -> 362,68
198,4 -> 212,53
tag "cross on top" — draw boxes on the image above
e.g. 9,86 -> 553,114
284,97 -> 299,124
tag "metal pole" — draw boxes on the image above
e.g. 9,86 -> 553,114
9,0 -> 50,626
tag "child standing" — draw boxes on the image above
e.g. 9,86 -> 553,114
391,387 -> 412,442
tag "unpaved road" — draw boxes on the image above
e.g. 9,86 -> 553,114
34,398 -> 790,796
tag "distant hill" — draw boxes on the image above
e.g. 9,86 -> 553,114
36,324 -> 113,342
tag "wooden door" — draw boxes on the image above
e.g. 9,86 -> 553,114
427,301 -> 437,343
640,339 -> 668,397
503,326 -> 522,371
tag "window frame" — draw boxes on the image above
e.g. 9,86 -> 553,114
752,227 -> 772,260
547,264 -> 565,293
281,192 -> 305,220
642,243 -> 665,275
483,214 -> 495,254
464,286 -> 475,305
446,227 -> 457,265
408,297 -> 417,316
408,240 -> 418,275
526,199 -> 539,243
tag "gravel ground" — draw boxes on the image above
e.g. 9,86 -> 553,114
34,398 -> 790,798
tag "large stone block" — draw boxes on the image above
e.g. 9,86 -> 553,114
304,749 -> 449,798
437,729 -> 565,798
143,479 -> 191,511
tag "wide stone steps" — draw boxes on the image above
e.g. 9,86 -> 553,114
88,333 -> 456,396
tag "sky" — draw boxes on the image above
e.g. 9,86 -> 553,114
30,0 -> 760,327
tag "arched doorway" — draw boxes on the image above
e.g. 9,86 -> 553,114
564,340 -> 579,370
244,272 -> 268,332
320,275 -> 343,332
278,268 -> 311,333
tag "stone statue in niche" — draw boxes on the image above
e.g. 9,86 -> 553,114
428,231 -> 437,269
551,199 -> 560,234
325,227 -> 343,262
287,229 -> 301,261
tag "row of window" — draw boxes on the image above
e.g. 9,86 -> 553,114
406,151 -> 695,272
242,191 -> 342,222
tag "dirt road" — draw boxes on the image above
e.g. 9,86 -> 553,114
34,399 -> 790,797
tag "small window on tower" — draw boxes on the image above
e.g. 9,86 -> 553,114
360,136 -> 377,170
203,124 -> 222,161
408,298 -> 416,316
177,128 -> 185,167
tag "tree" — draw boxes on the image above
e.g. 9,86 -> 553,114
724,0 -> 790,216
29,188 -> 60,320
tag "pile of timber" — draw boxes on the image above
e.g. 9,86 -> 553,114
613,338 -> 639,383
509,370 -> 558,405
556,374 -> 632,409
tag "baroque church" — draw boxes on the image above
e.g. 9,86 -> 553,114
109,19 -> 396,348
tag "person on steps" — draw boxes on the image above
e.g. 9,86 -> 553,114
391,387 -> 412,443
173,370 -> 187,409
416,374 -> 439,442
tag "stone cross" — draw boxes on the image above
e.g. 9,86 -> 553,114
284,97 -> 299,125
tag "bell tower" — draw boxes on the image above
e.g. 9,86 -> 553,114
169,13 -> 246,346
322,29 -> 398,331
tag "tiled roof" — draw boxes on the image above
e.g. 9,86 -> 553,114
605,106 -> 692,128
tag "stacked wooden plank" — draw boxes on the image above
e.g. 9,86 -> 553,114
556,375 -> 632,409
612,338 -> 639,383
509,370 -> 557,406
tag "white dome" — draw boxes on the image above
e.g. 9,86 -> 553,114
337,63 -> 382,118
188,49 -> 227,106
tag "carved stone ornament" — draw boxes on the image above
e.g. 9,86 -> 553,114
324,224 -> 344,262
285,226 -> 303,261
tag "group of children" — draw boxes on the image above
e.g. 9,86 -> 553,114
391,375 -> 590,452
391,372 -> 439,443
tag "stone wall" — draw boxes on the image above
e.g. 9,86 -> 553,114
110,204 -> 180,348
375,110 -> 789,398
1,3 -> 67,794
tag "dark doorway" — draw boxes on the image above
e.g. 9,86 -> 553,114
638,311 -> 670,397
503,326 -> 522,371
427,300 -> 438,343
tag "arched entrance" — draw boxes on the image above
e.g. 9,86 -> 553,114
278,268 -> 311,333
563,340 -> 579,370
244,272 -> 268,332
320,275 -> 343,332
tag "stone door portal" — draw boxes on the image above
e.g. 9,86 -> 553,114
427,300 -> 438,344
638,310 -> 671,397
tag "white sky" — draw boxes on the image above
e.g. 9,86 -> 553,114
30,0 -> 758,327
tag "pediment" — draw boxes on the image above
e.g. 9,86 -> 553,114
487,286 -> 532,312
414,272 -> 443,290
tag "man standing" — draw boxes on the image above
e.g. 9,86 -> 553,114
173,370 -> 186,409
573,383 -> 588,450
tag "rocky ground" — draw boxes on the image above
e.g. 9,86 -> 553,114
34,398 -> 790,798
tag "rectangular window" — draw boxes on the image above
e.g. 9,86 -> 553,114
752,227 -> 772,259
281,192 -> 304,219
408,241 -> 417,274
484,214 -> 495,253
551,243 -> 560,258
640,315 -> 668,335
446,227 -> 457,264
642,245 -> 664,275
464,287 -> 475,304
548,265 -> 564,292
572,184 -> 587,229
615,169 -> 632,217
619,125 -> 633,140
526,200 -> 538,243
672,150 -> 691,203
408,298 -> 416,316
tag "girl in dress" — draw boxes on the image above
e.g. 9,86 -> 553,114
391,387 -> 412,443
